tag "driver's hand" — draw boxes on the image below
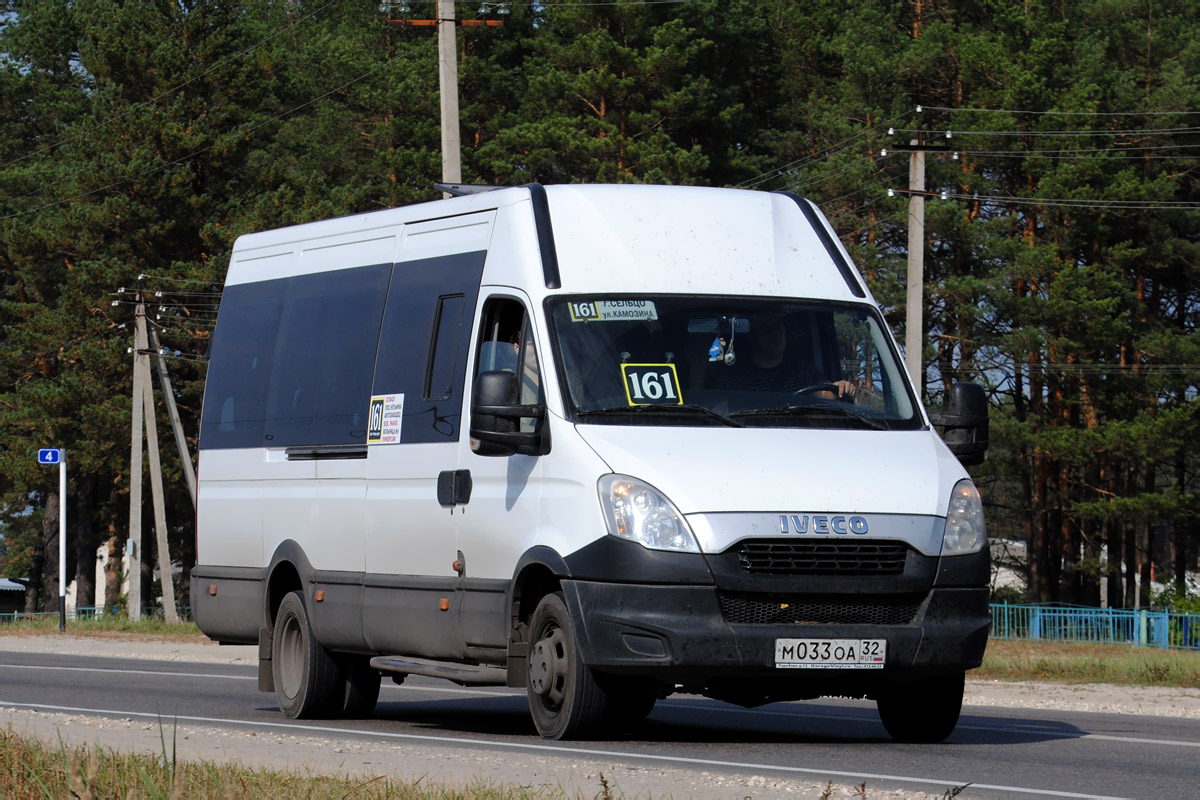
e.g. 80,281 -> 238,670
833,380 -> 856,399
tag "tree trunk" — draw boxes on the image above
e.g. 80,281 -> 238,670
1106,514 -> 1123,609
72,473 -> 97,610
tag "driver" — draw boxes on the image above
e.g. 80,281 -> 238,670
723,313 -> 856,399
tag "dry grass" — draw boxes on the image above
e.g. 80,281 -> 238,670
0,614 -> 203,641
0,724 -> 571,800
978,638 -> 1200,688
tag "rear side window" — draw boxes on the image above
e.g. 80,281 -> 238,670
200,264 -> 390,449
263,265 -> 391,445
200,281 -> 285,449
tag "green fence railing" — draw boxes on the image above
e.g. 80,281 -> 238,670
990,603 -> 1200,650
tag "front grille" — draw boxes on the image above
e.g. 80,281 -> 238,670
733,540 -> 909,576
717,592 -> 923,626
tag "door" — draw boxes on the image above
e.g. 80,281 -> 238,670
453,293 -> 546,653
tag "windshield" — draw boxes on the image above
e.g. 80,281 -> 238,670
547,296 -> 920,430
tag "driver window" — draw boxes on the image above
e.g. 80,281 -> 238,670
474,298 -> 541,433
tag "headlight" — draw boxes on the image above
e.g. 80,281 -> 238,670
942,479 -> 986,555
597,474 -> 700,553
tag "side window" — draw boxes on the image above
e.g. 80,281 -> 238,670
474,298 -> 542,433
425,294 -> 467,401
199,280 -> 285,449
372,250 -> 485,443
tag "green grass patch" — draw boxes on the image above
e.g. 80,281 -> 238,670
978,639 -> 1200,688
0,614 -> 203,641
0,724 -> 581,800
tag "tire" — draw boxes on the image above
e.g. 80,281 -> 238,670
271,591 -> 343,719
526,592 -> 610,740
339,655 -> 381,718
876,671 -> 965,743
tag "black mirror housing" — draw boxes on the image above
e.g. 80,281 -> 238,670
929,382 -> 989,466
469,371 -> 548,457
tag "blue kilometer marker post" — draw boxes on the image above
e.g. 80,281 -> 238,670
36,449 -> 67,630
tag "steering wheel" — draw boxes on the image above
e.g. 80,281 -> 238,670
793,383 -> 840,396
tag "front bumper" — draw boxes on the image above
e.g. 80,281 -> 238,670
562,580 -> 990,697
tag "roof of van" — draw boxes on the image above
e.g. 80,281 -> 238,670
225,184 -> 873,304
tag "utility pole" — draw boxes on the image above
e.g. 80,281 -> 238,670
437,0 -> 461,189
139,317 -> 179,622
127,294 -> 147,620
906,139 -> 926,394
127,283 -> 180,621
382,2 -> 504,197
148,326 -> 197,508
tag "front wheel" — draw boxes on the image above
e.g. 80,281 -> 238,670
272,591 -> 343,719
526,592 -> 610,740
876,671 -> 965,743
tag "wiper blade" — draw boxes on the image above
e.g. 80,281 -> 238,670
731,403 -> 888,430
576,404 -> 745,428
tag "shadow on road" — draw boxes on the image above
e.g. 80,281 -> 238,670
353,695 -> 1089,746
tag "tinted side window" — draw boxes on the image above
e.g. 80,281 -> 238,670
199,280 -> 285,450
372,251 -> 485,443
263,264 -> 391,446
426,294 -> 467,401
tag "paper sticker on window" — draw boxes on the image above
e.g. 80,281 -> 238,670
367,393 -> 404,444
569,300 -> 658,322
621,364 -> 683,406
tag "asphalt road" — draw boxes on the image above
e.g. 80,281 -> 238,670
1,650 -> 1196,799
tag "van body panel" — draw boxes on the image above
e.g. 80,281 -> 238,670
542,187 -> 867,302
572,425 -> 962,518
195,185 -> 989,737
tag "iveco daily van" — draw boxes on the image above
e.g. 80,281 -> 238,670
191,184 -> 990,742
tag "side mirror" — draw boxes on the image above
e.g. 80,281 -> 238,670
469,371 -> 548,457
929,382 -> 989,466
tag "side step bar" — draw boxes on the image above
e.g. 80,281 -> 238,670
369,655 -> 507,686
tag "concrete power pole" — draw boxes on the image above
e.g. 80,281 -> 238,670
148,326 -> 197,508
905,141 -> 926,395
127,297 -> 148,620
437,0 -> 462,189
128,290 -> 180,622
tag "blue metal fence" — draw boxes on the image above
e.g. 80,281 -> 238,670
990,603 -> 1200,650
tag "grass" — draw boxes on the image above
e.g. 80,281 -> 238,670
977,638 -> 1200,689
0,613 -> 203,640
0,724 -> 572,800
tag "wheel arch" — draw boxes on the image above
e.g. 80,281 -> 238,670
264,540 -> 315,630
505,546 -> 570,686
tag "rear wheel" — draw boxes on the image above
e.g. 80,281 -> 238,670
876,671 -> 965,743
526,592 -> 609,740
272,591 -> 343,719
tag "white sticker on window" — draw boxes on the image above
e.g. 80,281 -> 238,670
568,300 -> 658,322
367,393 -> 404,444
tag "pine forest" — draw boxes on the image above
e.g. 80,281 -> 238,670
0,0 -> 1197,612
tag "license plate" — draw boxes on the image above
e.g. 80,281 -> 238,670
774,638 -> 886,669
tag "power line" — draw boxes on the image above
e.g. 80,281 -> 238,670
891,126 -> 1200,137
943,192 -> 1200,211
734,114 -> 906,191
921,105 -> 1200,117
